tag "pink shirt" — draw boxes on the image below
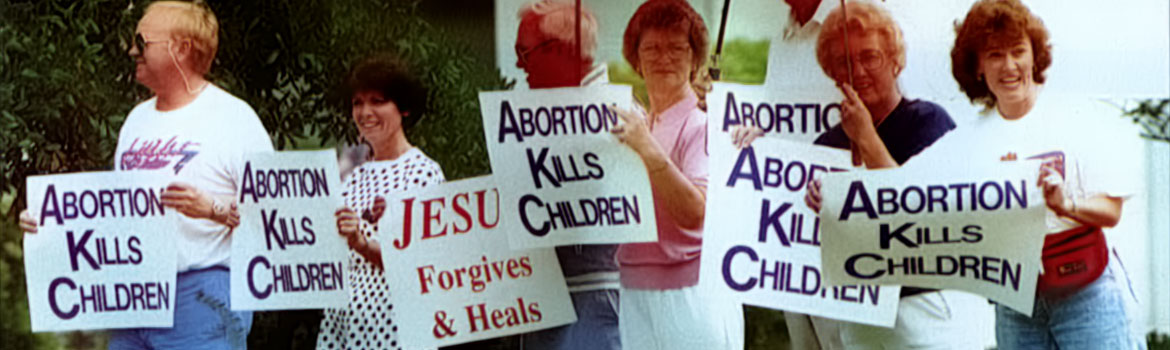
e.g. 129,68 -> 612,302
618,89 -> 709,290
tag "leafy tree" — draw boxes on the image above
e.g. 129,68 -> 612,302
2,1 -> 139,348
718,38 -> 769,85
1122,98 -> 1170,143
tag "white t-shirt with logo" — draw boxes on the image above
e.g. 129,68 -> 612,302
912,94 -> 1135,234
115,84 -> 274,272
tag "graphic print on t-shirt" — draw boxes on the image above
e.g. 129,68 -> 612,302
120,136 -> 201,174
1025,151 -> 1065,178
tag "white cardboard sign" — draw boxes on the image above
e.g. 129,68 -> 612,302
24,171 -> 178,331
820,162 -> 1047,314
231,150 -> 349,310
709,82 -> 843,144
699,134 -> 900,327
379,176 -> 575,348
479,86 -> 657,249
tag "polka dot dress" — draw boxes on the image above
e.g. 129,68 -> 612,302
317,148 -> 444,350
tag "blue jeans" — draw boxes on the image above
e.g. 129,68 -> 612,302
109,267 -> 253,350
996,266 -> 1133,350
521,289 -> 620,350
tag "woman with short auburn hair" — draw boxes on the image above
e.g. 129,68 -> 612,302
951,0 -> 1053,111
949,1 -> 1135,348
608,1 -> 743,349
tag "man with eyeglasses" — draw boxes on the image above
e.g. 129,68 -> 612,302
121,1 -> 274,348
20,1 -> 273,348
514,1 -> 607,89
120,2 -> 275,348
511,1 -> 620,350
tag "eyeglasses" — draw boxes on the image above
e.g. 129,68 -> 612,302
832,49 -> 886,77
516,40 -> 558,66
133,33 -> 170,54
638,43 -> 690,60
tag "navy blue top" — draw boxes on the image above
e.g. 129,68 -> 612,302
815,97 -> 956,297
814,98 -> 956,165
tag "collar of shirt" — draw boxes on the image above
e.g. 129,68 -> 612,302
649,88 -> 698,131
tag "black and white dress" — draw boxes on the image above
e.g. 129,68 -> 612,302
317,148 -> 444,350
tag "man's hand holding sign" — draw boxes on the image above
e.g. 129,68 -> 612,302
161,182 -> 239,228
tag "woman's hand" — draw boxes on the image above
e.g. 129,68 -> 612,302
335,207 -> 363,249
838,83 -> 878,144
19,209 -> 37,234
838,83 -> 896,169
161,182 -> 238,227
610,104 -> 707,230
610,105 -> 669,171
731,125 -> 765,150
804,178 -> 823,213
337,206 -> 384,268
1037,158 -> 1071,216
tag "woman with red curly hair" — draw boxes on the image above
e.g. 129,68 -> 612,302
949,0 -> 1135,348
608,1 -> 742,348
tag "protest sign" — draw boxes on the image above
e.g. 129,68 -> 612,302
699,133 -> 900,327
479,86 -> 656,249
709,82 -> 843,144
231,150 -> 348,310
378,176 -> 575,348
820,162 -> 1046,314
23,171 -> 177,331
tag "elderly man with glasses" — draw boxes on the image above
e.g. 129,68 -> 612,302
22,2 -> 272,349
514,0 -> 607,89
511,1 -> 619,350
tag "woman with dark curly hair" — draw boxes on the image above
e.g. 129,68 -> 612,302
608,1 -> 742,348
950,1 -> 1135,348
316,53 -> 444,350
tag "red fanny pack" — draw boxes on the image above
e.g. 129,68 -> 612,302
1037,225 -> 1108,298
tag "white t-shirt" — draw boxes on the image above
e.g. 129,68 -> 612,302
114,84 -> 274,272
764,1 -> 835,94
913,94 -> 1134,234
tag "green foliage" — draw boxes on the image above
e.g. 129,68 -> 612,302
745,306 -> 790,350
1122,98 -> 1170,143
1,1 -> 137,348
1150,332 -> 1170,350
1,0 -> 141,214
1,211 -> 60,350
718,38 -> 770,85
607,61 -> 648,106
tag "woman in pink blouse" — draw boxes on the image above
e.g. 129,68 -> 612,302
609,1 -> 743,348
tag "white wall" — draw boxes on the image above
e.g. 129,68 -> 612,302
1149,140 -> 1170,334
